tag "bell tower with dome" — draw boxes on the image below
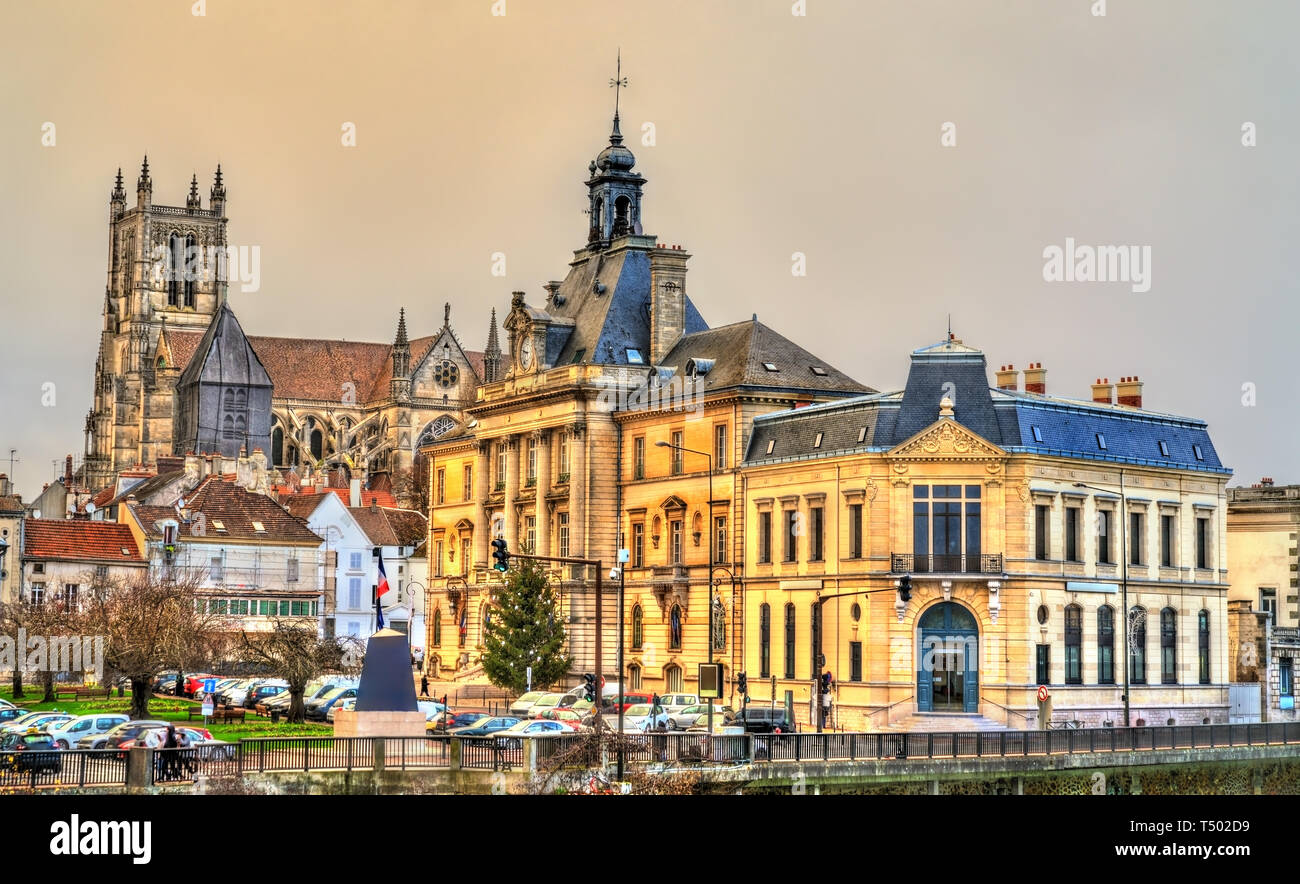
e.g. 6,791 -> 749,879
585,54 -> 645,248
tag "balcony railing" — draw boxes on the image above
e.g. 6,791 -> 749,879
890,553 -> 1003,574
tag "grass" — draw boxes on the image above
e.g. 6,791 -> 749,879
0,687 -> 333,741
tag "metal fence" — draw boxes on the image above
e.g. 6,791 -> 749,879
461,736 -> 522,770
153,744 -> 240,783
0,750 -> 127,790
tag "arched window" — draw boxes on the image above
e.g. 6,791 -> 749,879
234,388 -> 247,410
234,414 -> 246,438
1161,607 -> 1177,684
759,603 -> 771,678
613,195 -> 631,237
222,414 -> 235,439
271,426 -> 284,467
183,233 -> 198,307
1097,605 -> 1114,685
167,233 -> 182,306
1064,604 -> 1082,685
669,604 -> 682,650
711,597 -> 726,652
784,603 -> 796,679
433,608 -> 441,647
310,429 -> 323,461
631,605 -> 643,650
223,389 -> 235,409
627,662 -> 641,690
1130,606 -> 1147,685
665,663 -> 683,693
1198,609 -> 1210,684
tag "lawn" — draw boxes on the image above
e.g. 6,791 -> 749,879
0,687 -> 334,741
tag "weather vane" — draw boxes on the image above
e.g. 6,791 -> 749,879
610,49 -> 628,118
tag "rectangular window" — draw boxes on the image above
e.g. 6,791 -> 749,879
1096,433 -> 1107,450
1065,508 -> 1080,562
61,584 -> 78,610
783,510 -> 798,563
670,520 -> 683,564
850,641 -> 863,683
912,484 -> 979,571
348,578 -> 361,609
784,605 -> 796,679
1160,514 -> 1174,567
1097,509 -> 1112,564
559,432 -> 570,478
670,431 -> 684,474
1035,505 -> 1049,560
1036,644 -> 1050,685
1129,511 -> 1143,565
809,506 -> 824,561
714,516 -> 727,564
279,600 -> 291,616
1065,606 -> 1082,685
1098,607 -> 1115,685
434,541 -> 444,578
436,469 -> 446,504
558,513 -> 570,559
29,584 -> 44,606
526,437 -> 537,483
632,523 -> 644,568
350,552 -> 362,570
463,464 -> 473,501
849,503 -> 863,558
496,444 -> 506,489
759,605 -> 771,679
1261,588 -> 1277,626
287,558 -> 299,583
210,557 -> 223,583
525,516 -> 536,553
461,538 -> 471,577
758,512 -> 772,564
715,424 -> 727,470
1196,517 -> 1209,569
1198,610 -> 1210,685
1031,425 -> 1043,443
633,437 -> 645,480
1282,658 -> 1293,698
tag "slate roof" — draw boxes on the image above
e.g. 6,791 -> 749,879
176,305 -> 272,390
104,471 -> 185,508
23,519 -> 146,564
657,318 -> 872,397
349,505 -> 427,547
0,495 -> 24,514
130,476 -> 322,543
745,340 -> 1230,475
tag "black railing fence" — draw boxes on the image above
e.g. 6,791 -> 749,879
891,553 -> 1003,574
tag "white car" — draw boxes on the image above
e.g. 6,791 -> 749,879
326,698 -> 356,723
620,703 -> 671,733
508,691 -> 546,717
46,714 -> 129,749
656,693 -> 698,715
2,711 -> 74,735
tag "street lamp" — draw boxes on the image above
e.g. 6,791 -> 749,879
1072,472 -> 1130,727
655,439 -> 716,735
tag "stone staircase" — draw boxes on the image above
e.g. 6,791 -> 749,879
884,711 -> 1009,732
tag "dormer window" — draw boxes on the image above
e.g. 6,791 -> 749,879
812,432 -> 823,449
765,439 -> 775,455
1193,444 -> 1204,461
570,349 -> 586,364
252,521 -> 266,533
1031,425 -> 1044,443
810,366 -> 828,376
1096,433 -> 1107,450
626,349 -> 644,364
1158,440 -> 1170,457
857,427 -> 867,444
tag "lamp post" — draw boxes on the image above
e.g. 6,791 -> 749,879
1072,471 -> 1130,727
655,439 -> 715,734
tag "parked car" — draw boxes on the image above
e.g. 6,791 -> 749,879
1,712 -> 73,736
0,708 -> 30,725
449,716 -> 520,737
77,720 -> 169,750
685,714 -> 745,735
327,698 -> 356,723
0,698 -> 14,710
507,691 -> 546,717
429,711 -> 489,733
46,714 -> 129,749
667,704 -> 734,730
0,731 -> 62,773
417,700 -> 448,722
723,707 -> 797,734
306,686 -> 357,721
522,692 -> 565,717
620,703 -> 671,732
495,718 -> 573,748
534,708 -> 583,729
216,679 -> 256,707
243,682 -> 289,709
656,694 -> 698,714
607,692 -> 655,713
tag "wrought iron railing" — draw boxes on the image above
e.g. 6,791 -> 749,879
0,749 -> 127,790
890,553 -> 1003,574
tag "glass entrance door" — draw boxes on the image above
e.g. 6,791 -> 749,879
930,644 -> 964,709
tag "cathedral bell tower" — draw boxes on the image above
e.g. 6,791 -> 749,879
586,53 -> 645,249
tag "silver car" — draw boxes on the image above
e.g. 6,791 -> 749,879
46,714 -> 129,749
667,703 -> 733,730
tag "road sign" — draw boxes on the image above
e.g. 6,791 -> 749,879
1037,685 -> 1049,703
203,678 -> 217,694
201,699 -> 214,717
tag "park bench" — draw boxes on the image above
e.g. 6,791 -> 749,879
186,705 -> 245,723
53,686 -> 112,701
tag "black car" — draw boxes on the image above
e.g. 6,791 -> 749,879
1,732 -> 63,774
0,708 -> 30,724
724,707 -> 798,734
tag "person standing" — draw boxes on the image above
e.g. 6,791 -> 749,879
420,674 -> 429,699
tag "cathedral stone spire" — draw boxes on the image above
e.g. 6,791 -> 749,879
210,164 -> 226,215
484,308 -> 502,383
187,173 -> 202,211
391,308 -> 411,403
111,167 -> 125,205
136,154 -> 152,207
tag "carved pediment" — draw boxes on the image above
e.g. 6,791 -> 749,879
887,419 -> 1007,463
659,494 -> 687,512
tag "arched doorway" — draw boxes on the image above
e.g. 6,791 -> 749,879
917,602 -> 979,713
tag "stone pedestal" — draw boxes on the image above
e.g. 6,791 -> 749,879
333,709 -> 426,738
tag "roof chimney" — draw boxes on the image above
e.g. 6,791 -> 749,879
64,455 -> 73,485
1262,477 -> 1275,487
1115,375 -> 1143,408
1023,362 -> 1046,394
1091,378 -> 1114,405
995,364 -> 1019,391
350,477 -> 362,508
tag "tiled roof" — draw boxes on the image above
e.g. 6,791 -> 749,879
273,485 -> 397,509
23,519 -> 146,564
131,476 -> 322,543
349,505 -> 427,547
282,493 -> 331,520
0,495 -> 24,514
104,471 -> 185,508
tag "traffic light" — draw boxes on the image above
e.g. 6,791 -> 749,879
737,672 -> 748,697
582,673 -> 596,702
651,693 -> 662,714
491,537 -> 510,572
898,574 -> 912,602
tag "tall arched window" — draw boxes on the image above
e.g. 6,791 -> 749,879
1198,609 -> 1210,684
1161,607 -> 1177,684
183,233 -> 198,307
433,608 -> 441,647
627,662 -> 641,690
271,426 -> 284,467
1130,606 -> 1147,685
234,414 -> 246,438
222,414 -> 235,439
223,389 -> 235,409
1097,605 -> 1114,685
613,195 -> 631,237
669,604 -> 682,650
310,429 -> 323,461
1064,604 -> 1082,684
784,603 -> 796,679
167,232 -> 183,306
665,663 -> 683,693
759,603 -> 771,678
631,604 -> 643,650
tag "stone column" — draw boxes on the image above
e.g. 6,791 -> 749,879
569,422 -> 587,559
473,441 -> 491,567
503,435 -> 519,550
535,429 -> 552,557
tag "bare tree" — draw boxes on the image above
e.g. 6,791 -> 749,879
75,568 -> 225,720
237,621 -> 363,722
0,590 -> 79,701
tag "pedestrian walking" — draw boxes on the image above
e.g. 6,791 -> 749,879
162,724 -> 179,781
420,674 -> 429,698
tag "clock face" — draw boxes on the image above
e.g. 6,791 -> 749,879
519,337 -> 534,370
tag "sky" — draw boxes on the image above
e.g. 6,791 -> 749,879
0,0 -> 1296,498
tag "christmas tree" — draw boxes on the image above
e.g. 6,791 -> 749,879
481,556 -> 571,694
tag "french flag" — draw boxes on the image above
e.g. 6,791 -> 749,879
376,559 -> 391,598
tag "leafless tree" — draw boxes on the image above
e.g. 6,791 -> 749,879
237,620 -> 364,722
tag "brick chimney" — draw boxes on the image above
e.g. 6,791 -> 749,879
350,477 -> 362,508
1023,362 -> 1047,394
1262,477 -> 1275,487
1115,375 -> 1143,408
995,365 -> 1019,391
1091,378 -> 1114,405
649,243 -> 690,363
64,455 -> 73,485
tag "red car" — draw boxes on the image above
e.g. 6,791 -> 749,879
534,709 -> 583,729
608,692 -> 654,713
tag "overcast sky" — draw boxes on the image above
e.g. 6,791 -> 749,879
1,0 -> 1296,498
